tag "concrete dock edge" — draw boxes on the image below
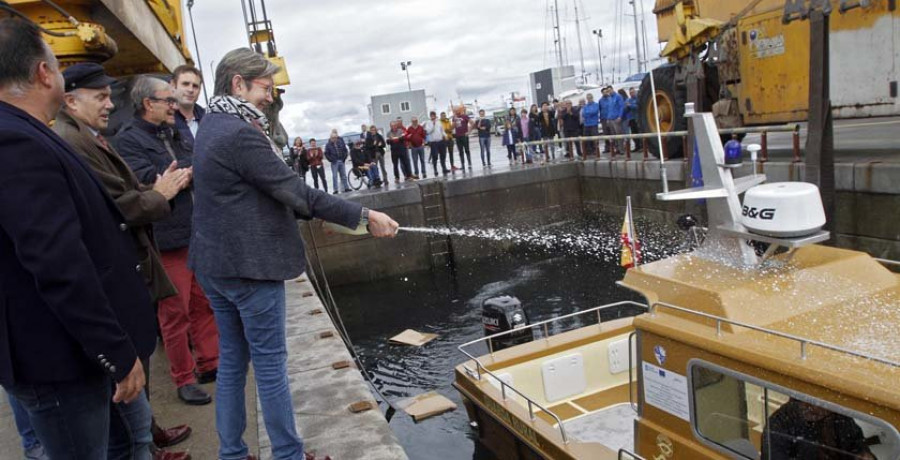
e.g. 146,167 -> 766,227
257,276 -> 408,460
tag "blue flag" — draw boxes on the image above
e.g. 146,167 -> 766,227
691,140 -> 705,204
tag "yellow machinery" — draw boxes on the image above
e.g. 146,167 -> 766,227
640,0 -> 899,157
4,0 -> 292,148
5,0 -> 192,75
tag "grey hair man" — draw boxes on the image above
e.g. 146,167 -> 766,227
117,75 -> 218,408
189,48 -> 398,460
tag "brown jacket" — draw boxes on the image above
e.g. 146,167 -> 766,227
53,110 -> 177,303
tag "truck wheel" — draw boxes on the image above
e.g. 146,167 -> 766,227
639,65 -> 686,159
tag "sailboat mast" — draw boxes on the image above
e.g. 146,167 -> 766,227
573,0 -> 586,84
553,0 -> 564,69
630,0 -> 643,73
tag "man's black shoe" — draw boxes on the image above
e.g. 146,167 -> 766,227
177,384 -> 211,405
196,368 -> 217,384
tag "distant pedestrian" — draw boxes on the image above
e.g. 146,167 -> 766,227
625,88 -> 642,150
387,120 -> 414,182
476,109 -> 492,167
407,116 -> 427,178
359,123 -> 367,141
581,93 -> 600,157
325,129 -> 351,193
452,108 -> 471,169
307,138 -> 327,192
440,111 -> 457,170
560,100 -> 582,159
290,137 -> 309,182
502,107 -> 522,163
539,102 -> 558,160
365,125 -> 387,179
528,104 -> 543,158
601,86 -> 625,154
350,139 -> 382,187
520,108 -> 534,163
425,111 -> 448,175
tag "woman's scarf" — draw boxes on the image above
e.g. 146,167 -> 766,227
208,94 -> 280,155
208,94 -> 270,133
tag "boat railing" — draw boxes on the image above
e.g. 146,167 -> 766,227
457,300 -> 648,445
617,448 -> 648,460
876,257 -> 900,272
650,300 -> 900,369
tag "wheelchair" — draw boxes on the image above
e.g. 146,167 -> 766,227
348,165 -> 369,190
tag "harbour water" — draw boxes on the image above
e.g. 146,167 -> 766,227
331,219 -> 655,459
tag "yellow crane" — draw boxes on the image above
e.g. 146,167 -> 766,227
640,0 -> 898,157
3,0 -> 291,147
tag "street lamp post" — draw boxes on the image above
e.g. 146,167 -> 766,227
592,29 -> 605,85
400,61 -> 412,91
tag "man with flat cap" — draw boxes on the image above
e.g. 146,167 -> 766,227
53,62 -> 196,460
0,18 -> 154,459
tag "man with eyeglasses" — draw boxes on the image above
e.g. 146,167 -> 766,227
117,76 -> 219,408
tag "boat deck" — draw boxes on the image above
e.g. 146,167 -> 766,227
565,403 -> 636,453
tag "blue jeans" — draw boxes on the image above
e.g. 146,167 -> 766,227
5,375 -> 111,459
478,136 -> 491,165
196,275 -> 304,460
109,392 -> 153,460
410,146 -> 426,176
330,161 -> 349,192
367,164 -> 382,185
6,393 -> 41,452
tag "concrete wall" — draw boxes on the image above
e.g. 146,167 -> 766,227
304,159 -> 900,286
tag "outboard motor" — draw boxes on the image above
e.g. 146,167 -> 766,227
482,296 -> 533,351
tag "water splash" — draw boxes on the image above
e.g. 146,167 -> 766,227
399,221 -> 682,264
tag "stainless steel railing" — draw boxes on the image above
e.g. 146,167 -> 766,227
650,300 -> 900,368
457,300 -> 647,445
618,448 -> 648,460
512,123 -> 800,163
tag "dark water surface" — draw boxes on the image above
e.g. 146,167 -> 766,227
331,228 -> 648,460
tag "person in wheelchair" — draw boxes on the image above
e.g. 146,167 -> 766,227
350,139 -> 382,188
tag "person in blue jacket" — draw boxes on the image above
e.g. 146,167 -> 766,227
581,93 -> 600,157
599,86 -> 625,154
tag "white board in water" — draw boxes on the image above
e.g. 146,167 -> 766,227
541,353 -> 586,403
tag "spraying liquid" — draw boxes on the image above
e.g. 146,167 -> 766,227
399,225 -> 676,262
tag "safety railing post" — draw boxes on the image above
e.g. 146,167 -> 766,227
761,131 -> 769,162
792,125 -> 801,163
625,136 -> 632,160
661,139 -> 668,161
682,135 -> 689,162
642,138 -> 649,161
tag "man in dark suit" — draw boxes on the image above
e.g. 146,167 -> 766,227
0,18 -> 155,459
53,62 -> 194,460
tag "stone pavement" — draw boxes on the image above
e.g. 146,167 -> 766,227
257,276 -> 407,460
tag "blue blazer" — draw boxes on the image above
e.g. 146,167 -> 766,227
189,113 -> 362,281
0,102 -> 156,386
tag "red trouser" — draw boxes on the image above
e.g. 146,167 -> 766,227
158,247 -> 219,387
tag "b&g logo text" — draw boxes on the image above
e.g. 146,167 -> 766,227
742,206 -> 776,220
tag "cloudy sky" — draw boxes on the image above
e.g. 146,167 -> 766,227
185,0 -> 662,139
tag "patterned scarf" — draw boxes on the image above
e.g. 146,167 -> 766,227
208,95 -> 270,133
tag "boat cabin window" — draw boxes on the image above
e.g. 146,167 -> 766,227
688,360 -> 899,460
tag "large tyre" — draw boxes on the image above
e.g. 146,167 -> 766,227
638,65 -> 686,159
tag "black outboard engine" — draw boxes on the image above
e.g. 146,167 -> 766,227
482,296 -> 533,351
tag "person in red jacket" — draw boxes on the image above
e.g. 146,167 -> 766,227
306,138 -> 327,192
407,116 -> 427,178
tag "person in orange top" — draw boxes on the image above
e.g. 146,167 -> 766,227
306,138 -> 327,192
